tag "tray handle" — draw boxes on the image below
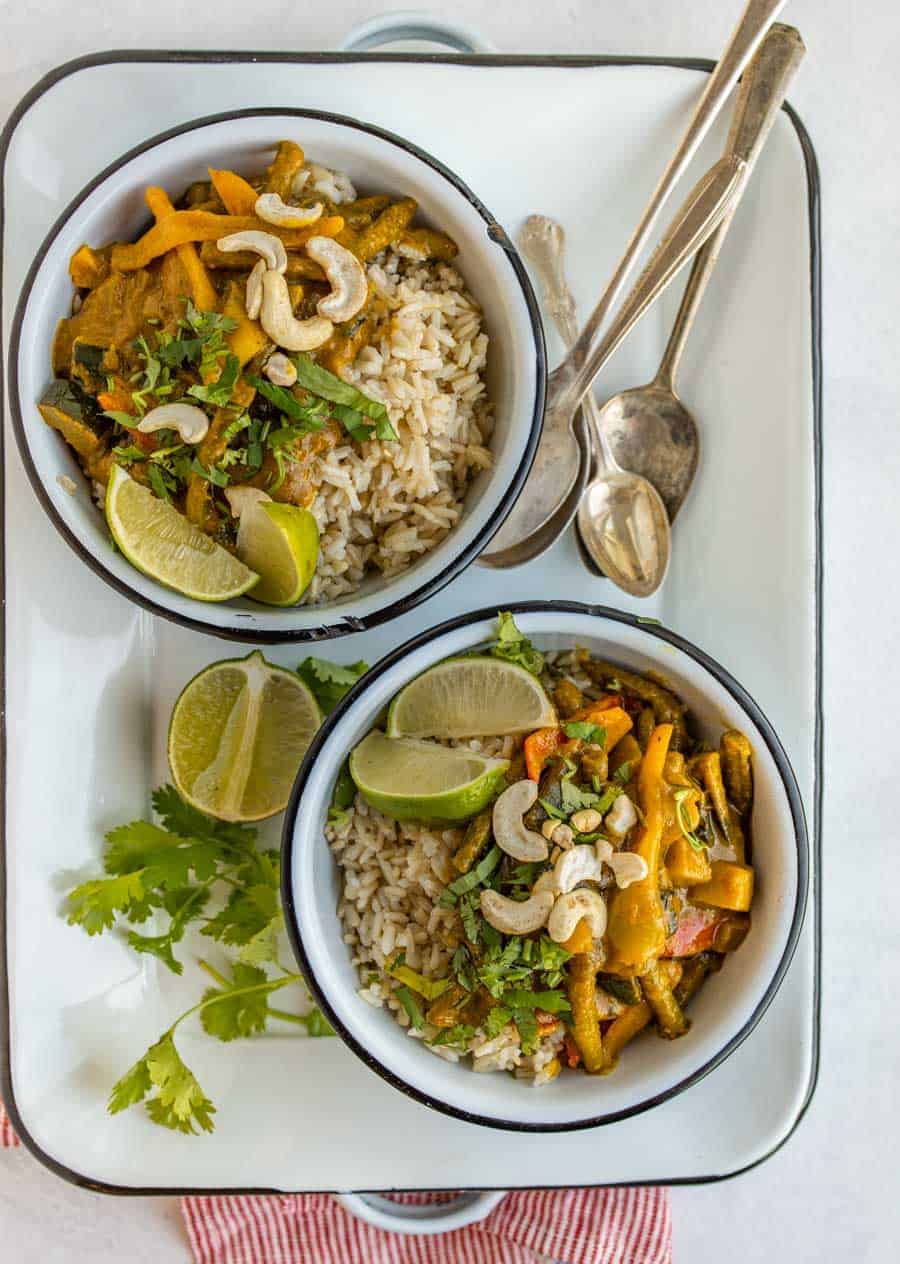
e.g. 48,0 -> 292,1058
334,1190 -> 507,1237
337,11 -> 495,54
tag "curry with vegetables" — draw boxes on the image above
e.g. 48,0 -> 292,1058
334,618 -> 757,1082
39,139 -> 465,600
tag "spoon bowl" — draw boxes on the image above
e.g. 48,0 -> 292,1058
598,383 -> 700,521
577,466 -> 671,597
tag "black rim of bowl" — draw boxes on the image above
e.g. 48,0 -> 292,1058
8,107 -> 547,644
281,599 -> 810,1132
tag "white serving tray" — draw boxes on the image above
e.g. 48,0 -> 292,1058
0,49 -> 820,1194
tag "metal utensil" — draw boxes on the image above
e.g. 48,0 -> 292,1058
480,153 -> 744,568
507,216 -> 671,594
482,0 -> 785,561
598,22 -> 807,521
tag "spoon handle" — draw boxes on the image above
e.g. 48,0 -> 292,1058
561,0 -> 786,379
654,23 -> 806,392
518,218 -> 616,480
561,153 -> 746,413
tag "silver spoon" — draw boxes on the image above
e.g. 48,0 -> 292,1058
480,152 -> 744,569
482,0 -> 786,562
518,217 -> 670,595
598,23 -> 806,521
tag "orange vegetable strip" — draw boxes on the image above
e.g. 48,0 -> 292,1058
111,211 -> 344,272
607,723 -> 673,968
524,727 -> 562,781
208,168 -> 259,217
567,952 -> 606,1073
144,186 -> 218,311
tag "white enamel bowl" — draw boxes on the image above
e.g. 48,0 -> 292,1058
283,603 -> 808,1131
10,110 -> 545,642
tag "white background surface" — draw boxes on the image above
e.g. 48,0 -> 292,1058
0,0 -> 894,1261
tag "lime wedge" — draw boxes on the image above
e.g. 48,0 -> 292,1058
105,465 -> 258,602
386,656 -> 556,739
168,650 -> 322,822
237,501 -> 319,606
349,731 -> 509,822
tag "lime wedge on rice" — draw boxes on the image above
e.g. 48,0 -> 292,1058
236,500 -> 319,606
386,656 -> 556,740
105,465 -> 258,602
168,651 -> 322,822
349,731 -> 509,822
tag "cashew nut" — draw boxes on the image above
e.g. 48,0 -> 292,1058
532,869 -> 557,896
305,162 -> 357,205
607,851 -> 649,889
264,352 -> 297,387
554,845 -> 606,894
245,258 -> 266,320
305,236 -> 368,323
224,487 -> 271,519
606,793 -> 638,837
492,780 -> 549,863
259,270 -> 334,352
216,229 -> 287,274
548,889 -> 608,944
570,808 -> 603,834
551,823 -> 575,849
254,193 -> 324,229
136,402 -> 209,445
480,888 -> 554,936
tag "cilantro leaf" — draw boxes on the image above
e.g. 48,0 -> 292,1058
503,988 -> 571,1014
109,1032 -> 215,1135
297,657 -> 369,713
395,985 -> 425,1031
613,762 -> 633,785
104,821 -> 183,875
143,1034 -> 216,1134
190,456 -> 230,487
66,872 -> 147,935
563,721 -> 607,745
440,846 -> 502,906
292,354 -> 389,422
490,611 -> 544,676
199,963 -> 273,1042
127,886 -> 211,975
429,1023 -> 476,1049
107,1055 -> 152,1114
483,1006 -> 512,1039
512,1008 -> 539,1054
201,883 -> 279,948
151,786 -> 257,850
560,779 -> 602,815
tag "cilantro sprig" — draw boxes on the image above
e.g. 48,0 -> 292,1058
65,782 -> 335,1135
489,612 -> 544,677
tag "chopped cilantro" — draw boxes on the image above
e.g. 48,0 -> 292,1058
189,353 -> 241,408
563,721 -> 607,745
489,612 -> 544,676
394,985 -> 425,1031
614,761 -> 633,785
292,354 -> 390,423
438,846 -> 501,905
428,1024 -> 477,1049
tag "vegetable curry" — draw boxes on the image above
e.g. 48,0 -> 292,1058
39,139 -> 459,554
375,630 -> 757,1080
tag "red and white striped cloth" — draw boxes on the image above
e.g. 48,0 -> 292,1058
1,1100 -> 670,1263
